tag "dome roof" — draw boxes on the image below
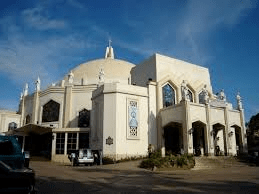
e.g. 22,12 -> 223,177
67,58 -> 135,85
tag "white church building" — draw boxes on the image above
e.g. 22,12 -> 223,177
0,44 -> 247,163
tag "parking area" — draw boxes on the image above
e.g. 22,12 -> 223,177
30,160 -> 259,193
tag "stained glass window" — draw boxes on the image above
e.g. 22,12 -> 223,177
128,101 -> 138,137
78,109 -> 90,127
42,100 -> 60,122
187,89 -> 193,102
162,84 -> 175,107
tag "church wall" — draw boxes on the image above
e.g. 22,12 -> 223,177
97,83 -> 149,160
70,91 -> 93,128
210,108 -> 225,125
155,54 -> 213,95
228,110 -> 241,126
39,92 -> 64,128
160,104 -> 184,127
0,112 -> 21,133
189,103 -> 207,124
102,93 -> 117,158
90,94 -> 104,151
115,92 -> 149,159
24,95 -> 34,124
131,55 -> 157,87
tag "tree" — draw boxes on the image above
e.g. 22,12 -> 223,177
247,113 -> 259,147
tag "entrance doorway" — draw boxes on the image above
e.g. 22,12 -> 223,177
164,122 -> 183,155
232,125 -> 242,155
192,121 -> 206,156
212,123 -> 227,156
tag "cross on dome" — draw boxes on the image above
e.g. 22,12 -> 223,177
105,39 -> 114,59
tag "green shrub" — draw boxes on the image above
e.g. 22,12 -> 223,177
139,158 -> 161,168
140,152 -> 195,169
150,150 -> 162,159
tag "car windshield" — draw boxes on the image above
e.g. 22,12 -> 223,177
79,149 -> 93,158
0,136 -> 22,155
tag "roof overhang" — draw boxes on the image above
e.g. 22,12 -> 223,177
6,124 -> 53,136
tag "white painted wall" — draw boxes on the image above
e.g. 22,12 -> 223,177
0,111 -> 21,133
210,108 -> 225,125
115,92 -> 149,159
160,105 -> 184,127
156,54 -> 213,94
131,55 -> 157,87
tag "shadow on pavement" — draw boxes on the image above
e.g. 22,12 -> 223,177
35,171 -> 259,193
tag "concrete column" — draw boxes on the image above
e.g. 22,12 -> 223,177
64,132 -> 68,155
147,81 -> 157,148
182,100 -> 193,154
63,85 -> 73,128
240,109 -> 248,154
194,92 -> 199,104
156,84 -> 162,111
224,107 -> 230,155
176,87 -> 181,104
76,132 -> 79,150
205,104 -> 214,155
52,133 -> 56,158
32,91 -> 39,124
157,114 -> 164,155
156,84 -> 164,156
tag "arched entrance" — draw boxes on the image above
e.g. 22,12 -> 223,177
164,122 -> 183,155
212,123 -> 227,156
192,121 -> 207,156
231,125 -> 243,155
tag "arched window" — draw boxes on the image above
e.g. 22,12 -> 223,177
8,122 -> 17,131
78,109 -> 90,127
42,100 -> 60,122
25,115 -> 31,124
187,89 -> 194,102
162,84 -> 176,107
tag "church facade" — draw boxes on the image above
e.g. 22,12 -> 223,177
0,45 -> 247,163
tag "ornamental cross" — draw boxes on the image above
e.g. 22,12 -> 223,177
106,136 -> 113,145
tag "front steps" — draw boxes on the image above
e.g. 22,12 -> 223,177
192,156 -> 249,170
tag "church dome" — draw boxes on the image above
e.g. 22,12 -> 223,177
65,46 -> 135,85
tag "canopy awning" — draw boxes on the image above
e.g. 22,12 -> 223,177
6,124 -> 53,136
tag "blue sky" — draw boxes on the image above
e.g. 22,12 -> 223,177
0,0 -> 258,122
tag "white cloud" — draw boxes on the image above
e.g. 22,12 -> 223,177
176,0 -> 258,64
0,2 -> 104,91
22,6 -> 66,30
67,0 -> 85,9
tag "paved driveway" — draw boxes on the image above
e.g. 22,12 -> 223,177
30,161 -> 259,193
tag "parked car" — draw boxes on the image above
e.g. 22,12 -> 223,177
68,149 -> 95,166
0,135 -> 36,193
